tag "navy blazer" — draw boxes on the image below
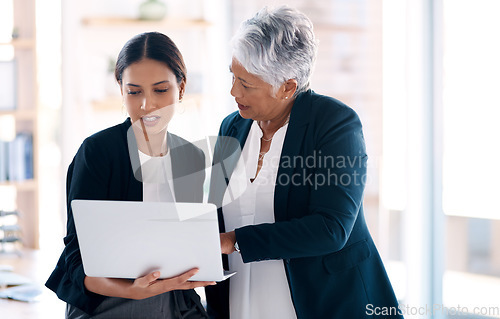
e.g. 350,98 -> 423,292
206,90 -> 402,318
46,118 -> 206,315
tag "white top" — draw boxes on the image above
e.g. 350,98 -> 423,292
138,150 -> 176,202
222,121 -> 297,319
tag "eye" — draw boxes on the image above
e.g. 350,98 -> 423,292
155,88 -> 169,93
127,90 -> 141,95
231,74 -> 250,89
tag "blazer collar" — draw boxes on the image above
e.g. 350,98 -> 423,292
228,116 -> 253,149
122,118 -> 143,201
274,90 -> 311,221
287,89 -> 312,128
167,131 -> 191,202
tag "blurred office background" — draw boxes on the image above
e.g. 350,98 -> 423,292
0,0 -> 499,318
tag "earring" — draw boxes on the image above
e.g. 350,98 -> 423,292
285,96 -> 289,100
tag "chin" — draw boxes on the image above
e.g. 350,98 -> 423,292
146,124 -> 168,136
133,119 -> 168,136
238,110 -> 254,120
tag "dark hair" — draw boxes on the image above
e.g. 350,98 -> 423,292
114,32 -> 186,86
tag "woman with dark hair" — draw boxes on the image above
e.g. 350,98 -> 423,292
46,32 -> 213,318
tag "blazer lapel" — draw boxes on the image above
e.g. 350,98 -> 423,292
224,118 -> 253,186
168,132 -> 189,202
208,116 -> 252,208
229,117 -> 253,152
123,118 -> 143,201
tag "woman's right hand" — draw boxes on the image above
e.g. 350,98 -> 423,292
84,268 -> 216,300
128,268 -> 216,300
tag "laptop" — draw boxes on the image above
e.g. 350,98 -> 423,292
71,200 -> 234,282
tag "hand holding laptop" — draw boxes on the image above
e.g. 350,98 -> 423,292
84,268 -> 215,300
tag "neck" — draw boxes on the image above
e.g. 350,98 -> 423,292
132,124 -> 168,157
259,101 -> 293,137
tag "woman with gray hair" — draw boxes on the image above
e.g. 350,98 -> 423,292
206,6 -> 402,319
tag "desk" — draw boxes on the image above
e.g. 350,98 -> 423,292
0,249 -> 66,319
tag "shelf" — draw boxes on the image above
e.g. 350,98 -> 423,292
0,211 -> 19,218
0,225 -> 21,232
0,39 -> 35,49
0,180 -> 37,191
0,110 -> 36,120
2,0 -> 39,250
82,17 -> 212,29
0,236 -> 21,243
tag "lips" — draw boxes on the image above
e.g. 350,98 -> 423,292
237,102 -> 249,111
141,115 -> 160,127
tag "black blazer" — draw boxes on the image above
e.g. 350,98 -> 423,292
46,118 -> 206,315
206,90 -> 402,318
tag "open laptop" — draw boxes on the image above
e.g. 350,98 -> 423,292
71,200 -> 234,282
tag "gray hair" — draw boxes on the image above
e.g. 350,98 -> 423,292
231,5 -> 318,97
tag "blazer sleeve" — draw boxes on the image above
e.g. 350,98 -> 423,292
235,105 -> 368,262
45,136 -> 111,314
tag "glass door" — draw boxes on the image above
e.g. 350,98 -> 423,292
441,0 -> 500,317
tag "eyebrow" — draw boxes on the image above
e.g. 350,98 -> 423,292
125,80 -> 170,87
229,66 -> 252,85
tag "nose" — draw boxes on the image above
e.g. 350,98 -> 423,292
140,94 -> 157,112
230,81 -> 241,98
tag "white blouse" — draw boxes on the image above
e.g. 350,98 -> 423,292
222,121 -> 297,319
138,150 -> 176,202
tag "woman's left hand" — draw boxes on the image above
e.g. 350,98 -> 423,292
220,231 -> 236,254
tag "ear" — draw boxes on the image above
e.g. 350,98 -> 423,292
280,79 -> 297,100
178,80 -> 186,101
118,81 -> 124,97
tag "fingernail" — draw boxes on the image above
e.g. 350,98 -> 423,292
154,272 -> 160,277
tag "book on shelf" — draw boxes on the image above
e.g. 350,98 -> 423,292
0,140 -> 7,182
0,210 -> 20,217
0,60 -> 17,111
0,132 -> 33,182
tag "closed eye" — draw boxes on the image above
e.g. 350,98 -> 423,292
232,75 -> 249,89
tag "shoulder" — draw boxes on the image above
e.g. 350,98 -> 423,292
74,119 -> 130,164
310,91 -> 360,122
298,90 -> 363,132
168,133 -> 206,180
82,119 -> 130,149
168,132 -> 206,170
219,111 -> 247,135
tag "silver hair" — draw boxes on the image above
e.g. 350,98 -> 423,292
231,5 -> 318,97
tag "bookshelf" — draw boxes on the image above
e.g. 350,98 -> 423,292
79,16 -> 213,112
0,0 -> 39,250
0,39 -> 36,49
81,16 -> 212,29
